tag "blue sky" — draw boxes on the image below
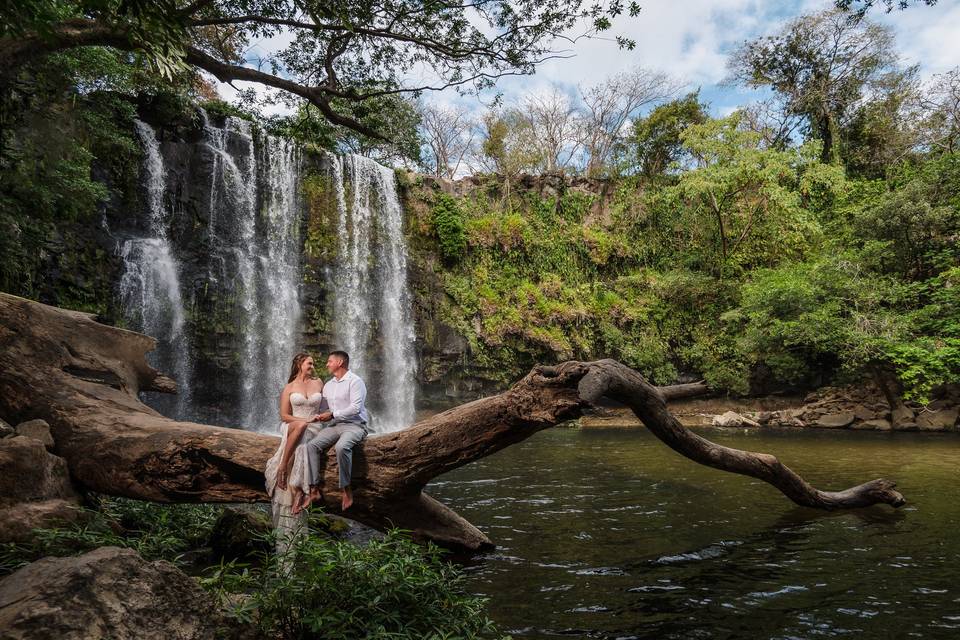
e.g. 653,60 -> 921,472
218,0 -> 960,118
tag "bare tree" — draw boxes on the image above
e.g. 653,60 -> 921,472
420,102 -> 476,179
579,67 -> 682,176
520,86 -> 583,172
920,67 -> 960,154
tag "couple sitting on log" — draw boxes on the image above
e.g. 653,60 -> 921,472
264,351 -> 368,518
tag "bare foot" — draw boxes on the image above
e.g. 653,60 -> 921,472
341,486 -> 353,510
299,485 -> 321,512
290,487 -> 305,515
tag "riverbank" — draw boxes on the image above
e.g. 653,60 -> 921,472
580,383 -> 960,432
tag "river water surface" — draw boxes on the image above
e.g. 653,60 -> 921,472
427,427 -> 960,639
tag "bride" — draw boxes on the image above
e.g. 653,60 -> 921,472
264,353 -> 325,535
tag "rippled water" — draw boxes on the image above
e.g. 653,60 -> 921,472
427,427 -> 960,639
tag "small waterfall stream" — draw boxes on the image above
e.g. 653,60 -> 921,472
120,120 -> 193,419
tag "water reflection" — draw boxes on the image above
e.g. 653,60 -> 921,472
428,427 -> 960,639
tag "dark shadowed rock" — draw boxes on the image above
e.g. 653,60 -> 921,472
0,417 -> 13,439
0,546 -> 246,640
208,508 -> 273,561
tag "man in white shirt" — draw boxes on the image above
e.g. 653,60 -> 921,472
300,350 -> 369,511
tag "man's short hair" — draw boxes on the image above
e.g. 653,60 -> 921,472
329,350 -> 350,368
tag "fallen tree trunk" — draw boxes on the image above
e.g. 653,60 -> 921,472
0,293 -> 906,551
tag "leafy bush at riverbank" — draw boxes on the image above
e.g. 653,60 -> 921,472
203,530 -> 503,640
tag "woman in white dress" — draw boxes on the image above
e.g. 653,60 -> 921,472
264,353 -> 325,537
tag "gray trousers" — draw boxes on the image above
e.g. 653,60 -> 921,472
303,419 -> 367,488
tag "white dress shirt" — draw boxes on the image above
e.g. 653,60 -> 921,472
324,369 -> 369,425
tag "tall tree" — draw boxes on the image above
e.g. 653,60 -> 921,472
729,10 -> 898,163
0,0 -> 640,140
628,90 -> 709,178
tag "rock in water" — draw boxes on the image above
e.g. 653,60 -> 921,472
0,547 -> 241,639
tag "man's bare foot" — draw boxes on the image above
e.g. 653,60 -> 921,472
341,486 -> 353,510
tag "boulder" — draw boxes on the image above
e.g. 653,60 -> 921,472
711,411 -> 761,428
814,412 -> 855,428
0,436 -> 79,506
852,404 -> 877,421
0,436 -> 83,542
0,499 -> 86,543
0,547 -> 244,640
851,419 -> 892,432
15,419 -> 54,449
891,405 -> 917,429
916,408 -> 959,432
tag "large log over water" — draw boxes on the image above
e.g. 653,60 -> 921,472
0,293 -> 906,551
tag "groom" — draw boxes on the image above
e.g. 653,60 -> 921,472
300,350 -> 369,511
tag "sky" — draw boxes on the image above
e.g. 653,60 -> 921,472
214,0 -> 960,119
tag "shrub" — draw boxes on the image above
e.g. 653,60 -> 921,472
431,194 -> 467,263
203,530 -> 504,640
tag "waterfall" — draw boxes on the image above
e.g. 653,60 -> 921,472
200,114 -> 303,431
122,113 -> 416,432
120,120 -> 193,419
330,154 -> 417,433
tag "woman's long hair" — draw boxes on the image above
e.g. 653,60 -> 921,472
287,352 -> 311,383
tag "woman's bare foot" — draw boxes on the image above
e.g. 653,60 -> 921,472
290,487 -> 305,515
299,485 -> 322,512
341,486 -> 353,510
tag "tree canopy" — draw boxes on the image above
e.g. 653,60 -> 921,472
1,0 -> 639,139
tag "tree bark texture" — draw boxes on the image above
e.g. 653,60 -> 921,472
0,293 -> 905,551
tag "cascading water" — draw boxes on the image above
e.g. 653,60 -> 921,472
201,114 -> 303,431
123,113 -> 415,432
120,120 -> 193,419
329,154 -> 417,433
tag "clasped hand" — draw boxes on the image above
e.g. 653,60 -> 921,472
311,411 -> 334,423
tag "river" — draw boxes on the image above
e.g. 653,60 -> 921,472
427,427 -> 960,639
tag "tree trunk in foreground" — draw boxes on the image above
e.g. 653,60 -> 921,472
0,293 -> 906,551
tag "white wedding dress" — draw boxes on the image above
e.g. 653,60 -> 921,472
264,391 -> 326,546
